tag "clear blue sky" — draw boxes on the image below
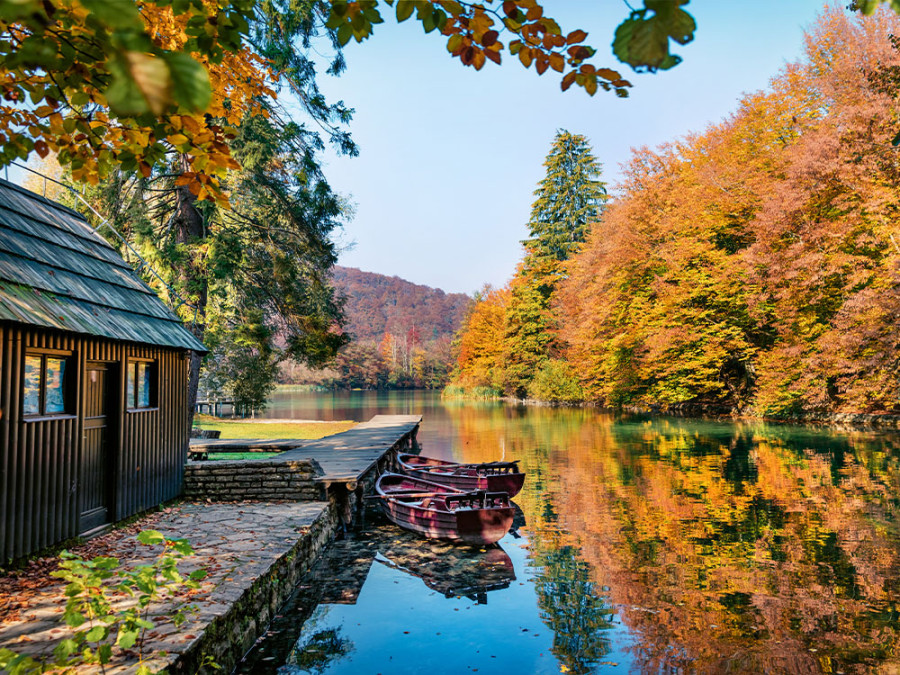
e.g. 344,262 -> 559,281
313,1 -> 832,294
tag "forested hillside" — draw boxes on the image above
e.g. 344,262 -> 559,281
450,8 -> 900,418
332,267 -> 471,343
281,267 -> 472,389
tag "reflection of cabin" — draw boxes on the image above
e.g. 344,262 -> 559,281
0,179 -> 206,563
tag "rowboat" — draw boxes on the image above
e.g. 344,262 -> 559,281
397,453 -> 525,497
375,472 -> 514,545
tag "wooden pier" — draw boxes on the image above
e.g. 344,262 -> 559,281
184,414 -> 422,503
195,398 -> 235,416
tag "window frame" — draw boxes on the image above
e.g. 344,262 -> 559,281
23,350 -> 75,420
126,358 -> 159,412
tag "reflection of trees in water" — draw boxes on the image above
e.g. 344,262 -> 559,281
513,434 -> 618,673
285,621 -> 353,675
445,403 -> 900,672
530,540 -> 616,674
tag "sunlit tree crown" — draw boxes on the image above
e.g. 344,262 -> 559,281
524,130 -> 607,264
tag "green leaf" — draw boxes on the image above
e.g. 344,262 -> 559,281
336,23 -> 352,46
63,607 -> 87,628
170,538 -> 194,556
422,10 -> 435,33
164,52 -> 211,112
93,556 -> 119,570
84,625 -> 108,642
432,8 -> 447,31
664,8 -> 695,45
13,36 -> 58,68
117,629 -> 139,649
657,53 -> 682,70
613,14 -> 669,72
137,529 -> 166,546
79,0 -> 142,28
105,56 -> 150,116
396,1 -> 414,22
70,91 -> 90,106
362,6 -> 383,24
324,10 -> 344,29
53,638 -> 80,659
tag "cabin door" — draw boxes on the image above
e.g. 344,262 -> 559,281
80,362 -> 114,533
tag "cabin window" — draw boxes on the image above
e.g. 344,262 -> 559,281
23,353 -> 72,417
127,360 -> 157,410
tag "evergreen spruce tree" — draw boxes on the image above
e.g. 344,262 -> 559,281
502,130 -> 607,398
524,130 -> 608,265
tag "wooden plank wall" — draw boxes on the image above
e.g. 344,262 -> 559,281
0,324 -> 190,563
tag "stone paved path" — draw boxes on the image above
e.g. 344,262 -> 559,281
0,501 -> 326,673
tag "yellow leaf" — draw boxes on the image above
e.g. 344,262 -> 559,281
519,47 -> 533,68
126,51 -> 172,115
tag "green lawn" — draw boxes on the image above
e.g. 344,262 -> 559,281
202,452 -> 283,461
193,416 -> 356,440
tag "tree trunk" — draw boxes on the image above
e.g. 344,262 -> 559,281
171,155 -> 208,443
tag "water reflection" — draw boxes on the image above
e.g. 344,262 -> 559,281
281,624 -> 353,675
247,391 -> 900,673
373,532 -> 516,601
238,521 -> 538,674
448,404 -> 900,673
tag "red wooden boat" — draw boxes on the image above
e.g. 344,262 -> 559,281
375,473 -> 514,546
397,453 -> 525,497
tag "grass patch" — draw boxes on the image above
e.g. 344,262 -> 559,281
193,416 -> 356,440
206,452 -> 283,461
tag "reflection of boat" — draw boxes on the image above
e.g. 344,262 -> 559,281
397,453 -> 525,497
375,536 -> 516,603
375,473 -> 514,545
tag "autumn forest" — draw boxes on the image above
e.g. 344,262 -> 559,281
449,8 -> 900,419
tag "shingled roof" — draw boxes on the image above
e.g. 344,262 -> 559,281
0,178 -> 206,351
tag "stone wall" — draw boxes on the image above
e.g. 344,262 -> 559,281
183,458 -> 326,501
172,500 -> 342,674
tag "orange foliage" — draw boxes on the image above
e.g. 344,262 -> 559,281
557,8 -> 900,416
452,286 -> 510,391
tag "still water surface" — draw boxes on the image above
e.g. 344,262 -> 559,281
242,389 -> 900,674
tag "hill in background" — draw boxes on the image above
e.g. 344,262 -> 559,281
280,266 -> 473,389
332,266 -> 471,343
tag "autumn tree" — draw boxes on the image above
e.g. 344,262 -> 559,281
557,8 -> 900,416
449,285 -> 509,393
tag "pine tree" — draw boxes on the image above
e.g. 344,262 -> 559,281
524,131 -> 608,266
502,131 -> 607,398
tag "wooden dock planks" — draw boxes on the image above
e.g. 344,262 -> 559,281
189,414 -> 422,487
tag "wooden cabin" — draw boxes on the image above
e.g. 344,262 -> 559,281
0,179 -> 206,563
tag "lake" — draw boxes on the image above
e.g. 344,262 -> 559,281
240,389 -> 900,674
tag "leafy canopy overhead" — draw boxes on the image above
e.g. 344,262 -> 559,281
0,0 -> 265,200
10,0 -> 894,204
0,0 -> 699,195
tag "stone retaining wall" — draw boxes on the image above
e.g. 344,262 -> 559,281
183,458 -> 326,501
172,500 -> 342,674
